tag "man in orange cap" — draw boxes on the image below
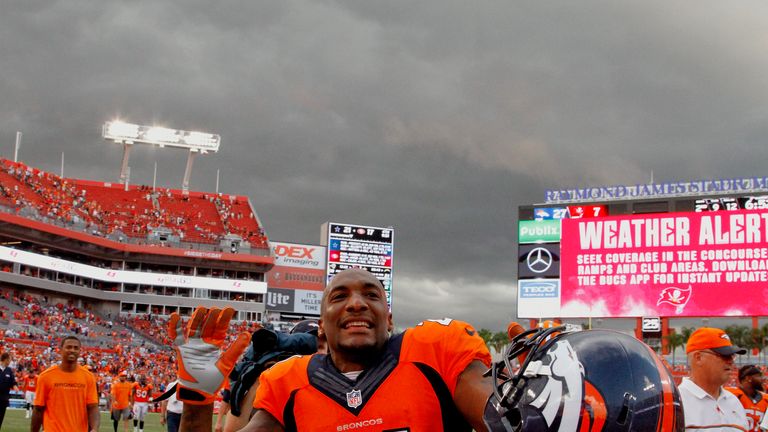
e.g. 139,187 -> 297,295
680,327 -> 748,431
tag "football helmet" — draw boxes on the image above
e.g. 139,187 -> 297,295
484,325 -> 684,431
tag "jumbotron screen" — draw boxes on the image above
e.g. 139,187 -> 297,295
324,222 -> 394,307
518,191 -> 768,318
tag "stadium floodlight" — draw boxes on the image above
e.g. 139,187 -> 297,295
102,120 -> 221,192
105,121 -> 140,141
102,121 -> 220,153
184,131 -> 219,148
145,127 -> 180,144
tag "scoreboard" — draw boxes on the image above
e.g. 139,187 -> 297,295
322,222 -> 394,308
534,205 -> 607,220
694,196 -> 768,211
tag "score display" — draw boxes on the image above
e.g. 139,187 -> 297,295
324,222 -> 394,307
534,205 -> 608,220
694,196 -> 768,212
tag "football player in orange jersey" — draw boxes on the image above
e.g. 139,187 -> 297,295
132,375 -> 152,432
727,365 -> 768,431
167,269 -> 495,432
23,368 -> 37,419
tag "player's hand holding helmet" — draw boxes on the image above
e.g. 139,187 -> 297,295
169,306 -> 250,404
228,321 -> 318,416
483,323 -> 684,432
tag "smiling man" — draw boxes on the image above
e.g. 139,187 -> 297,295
240,268 -> 494,431
680,327 -> 749,431
31,336 -> 99,432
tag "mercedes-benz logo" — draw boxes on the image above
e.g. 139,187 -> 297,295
526,247 -> 553,273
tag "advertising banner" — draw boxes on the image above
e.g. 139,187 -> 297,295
560,209 -> 768,317
0,245 -> 266,293
265,289 -> 295,312
518,244 -> 561,278
272,242 -> 326,270
518,220 -> 561,244
265,288 -> 323,315
517,279 -> 561,318
267,242 -> 326,291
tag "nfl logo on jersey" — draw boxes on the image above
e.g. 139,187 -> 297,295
346,389 -> 362,408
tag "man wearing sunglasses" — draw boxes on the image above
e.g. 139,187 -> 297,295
680,327 -> 749,431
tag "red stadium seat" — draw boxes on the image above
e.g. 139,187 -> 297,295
0,158 -> 269,251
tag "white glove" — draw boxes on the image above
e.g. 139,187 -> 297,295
170,307 -> 249,404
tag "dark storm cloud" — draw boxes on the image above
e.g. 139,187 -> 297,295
1,1 -> 768,330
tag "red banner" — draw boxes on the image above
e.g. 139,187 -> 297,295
267,265 -> 325,290
560,209 -> 768,317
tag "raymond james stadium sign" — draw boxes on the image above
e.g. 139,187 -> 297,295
545,177 -> 768,204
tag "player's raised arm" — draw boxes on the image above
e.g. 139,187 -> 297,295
169,307 -> 250,432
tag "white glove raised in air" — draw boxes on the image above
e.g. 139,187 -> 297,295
170,306 -> 250,405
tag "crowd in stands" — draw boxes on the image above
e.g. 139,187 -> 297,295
117,313 -> 261,348
0,289 -> 269,409
0,158 -> 269,251
0,290 -> 140,348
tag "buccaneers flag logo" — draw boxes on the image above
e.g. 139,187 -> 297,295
656,285 -> 692,314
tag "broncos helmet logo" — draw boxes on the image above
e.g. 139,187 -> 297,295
485,326 -> 683,432
526,339 -> 607,432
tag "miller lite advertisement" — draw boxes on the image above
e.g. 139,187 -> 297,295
559,208 -> 768,317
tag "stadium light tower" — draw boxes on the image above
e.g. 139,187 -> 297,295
102,120 -> 221,192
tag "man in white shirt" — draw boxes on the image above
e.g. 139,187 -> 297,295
159,379 -> 183,432
679,327 -> 749,431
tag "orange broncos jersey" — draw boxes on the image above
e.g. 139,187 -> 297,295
134,383 -> 153,403
726,386 -> 768,432
24,374 -> 37,392
254,318 -> 491,432
34,365 -> 98,432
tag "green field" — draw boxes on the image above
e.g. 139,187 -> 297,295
2,409 -> 176,432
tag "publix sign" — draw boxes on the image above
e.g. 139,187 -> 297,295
518,220 -> 561,244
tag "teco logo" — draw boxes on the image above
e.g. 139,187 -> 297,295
522,284 -> 557,294
266,292 -> 290,307
527,247 -> 553,273
519,281 -> 559,299
274,245 -> 316,259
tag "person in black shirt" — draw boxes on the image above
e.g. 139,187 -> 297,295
0,352 -> 17,428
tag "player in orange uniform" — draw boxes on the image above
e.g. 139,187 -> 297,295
110,371 -> 135,432
243,268 -> 494,431
132,375 -> 152,432
23,369 -> 37,419
726,365 -> 768,431
166,270 -> 494,432
32,336 -> 99,432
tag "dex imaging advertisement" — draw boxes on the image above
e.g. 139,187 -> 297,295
559,209 -> 768,317
267,241 -> 326,291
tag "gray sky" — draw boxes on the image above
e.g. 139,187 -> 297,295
2,1 -> 768,332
